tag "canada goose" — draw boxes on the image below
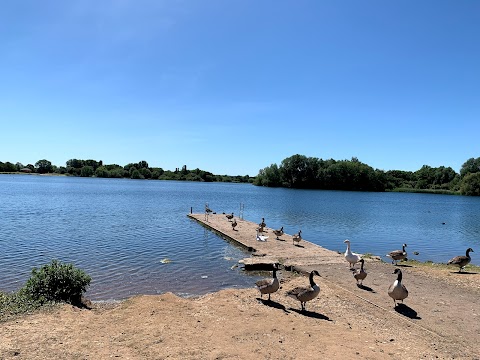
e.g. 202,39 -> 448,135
354,259 -> 367,285
255,264 -> 280,301
273,226 -> 284,240
259,217 -> 266,228
388,268 -> 408,306
225,212 -> 234,221
292,230 -> 302,246
231,218 -> 237,231
344,239 -> 361,269
286,270 -> 320,311
447,248 -> 474,272
387,243 -> 408,265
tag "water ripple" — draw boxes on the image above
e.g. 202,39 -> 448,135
1,176 -> 479,300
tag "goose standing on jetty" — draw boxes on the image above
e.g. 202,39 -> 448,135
259,217 -> 266,229
225,212 -> 234,221
344,239 -> 361,269
255,264 -> 280,301
231,218 -> 237,231
354,259 -> 367,286
286,270 -> 320,311
257,218 -> 266,233
292,230 -> 302,246
447,248 -> 474,272
388,269 -> 408,306
273,226 -> 284,240
387,243 -> 408,265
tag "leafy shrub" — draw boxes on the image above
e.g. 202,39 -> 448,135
21,260 -> 91,305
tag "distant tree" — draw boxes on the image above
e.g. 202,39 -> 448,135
35,159 -> 53,174
139,168 -> 152,179
80,166 -> 94,177
460,157 -> 480,178
131,169 -> 144,179
66,159 -> 84,169
460,172 -> 480,196
95,166 -> 110,178
137,161 -> 149,169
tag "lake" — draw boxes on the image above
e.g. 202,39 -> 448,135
1,175 -> 479,301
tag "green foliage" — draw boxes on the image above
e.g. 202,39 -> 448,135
460,172 -> 480,196
80,165 -> 94,177
0,291 -> 45,321
21,260 -> 91,305
35,159 -> 53,174
255,155 -> 385,191
460,157 -> 480,178
130,169 -> 144,179
95,166 -> 110,178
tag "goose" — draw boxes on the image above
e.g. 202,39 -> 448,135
292,230 -> 302,246
344,239 -> 361,269
231,218 -> 237,231
256,230 -> 268,242
353,259 -> 367,285
255,264 -> 280,301
259,217 -> 266,229
286,270 -> 320,311
225,212 -> 234,221
447,248 -> 474,272
273,226 -> 284,240
388,268 -> 408,306
386,243 -> 408,265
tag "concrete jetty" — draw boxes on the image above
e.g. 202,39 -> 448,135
188,213 -> 345,272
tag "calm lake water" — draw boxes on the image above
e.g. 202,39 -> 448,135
1,175 -> 479,300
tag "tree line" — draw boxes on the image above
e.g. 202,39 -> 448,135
253,154 -> 480,196
0,159 -> 252,184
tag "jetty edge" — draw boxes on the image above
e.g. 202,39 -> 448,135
187,213 -> 345,272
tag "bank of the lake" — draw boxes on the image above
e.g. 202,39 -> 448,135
0,175 -> 478,301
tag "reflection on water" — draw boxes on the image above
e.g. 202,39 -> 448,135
0,175 -> 479,300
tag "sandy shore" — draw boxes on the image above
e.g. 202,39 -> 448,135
1,258 -> 479,359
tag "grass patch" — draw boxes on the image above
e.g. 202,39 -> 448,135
401,259 -> 480,272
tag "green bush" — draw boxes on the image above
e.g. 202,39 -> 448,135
21,260 -> 91,305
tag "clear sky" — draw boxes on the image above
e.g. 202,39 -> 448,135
1,1 -> 479,176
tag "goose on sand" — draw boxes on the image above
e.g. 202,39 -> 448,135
447,248 -> 474,272
292,230 -> 302,246
388,268 -> 408,306
231,218 -> 237,231
273,226 -> 284,240
255,264 -> 280,301
387,243 -> 408,265
286,270 -> 320,311
353,259 -> 367,285
344,239 -> 361,269
225,212 -> 234,221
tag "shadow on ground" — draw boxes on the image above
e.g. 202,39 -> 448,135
394,303 -> 421,319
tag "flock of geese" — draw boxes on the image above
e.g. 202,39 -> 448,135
251,220 -> 475,311
221,213 -> 475,311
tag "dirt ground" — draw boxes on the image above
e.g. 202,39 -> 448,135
1,259 -> 479,360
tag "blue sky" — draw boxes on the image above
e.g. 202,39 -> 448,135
1,1 -> 479,176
